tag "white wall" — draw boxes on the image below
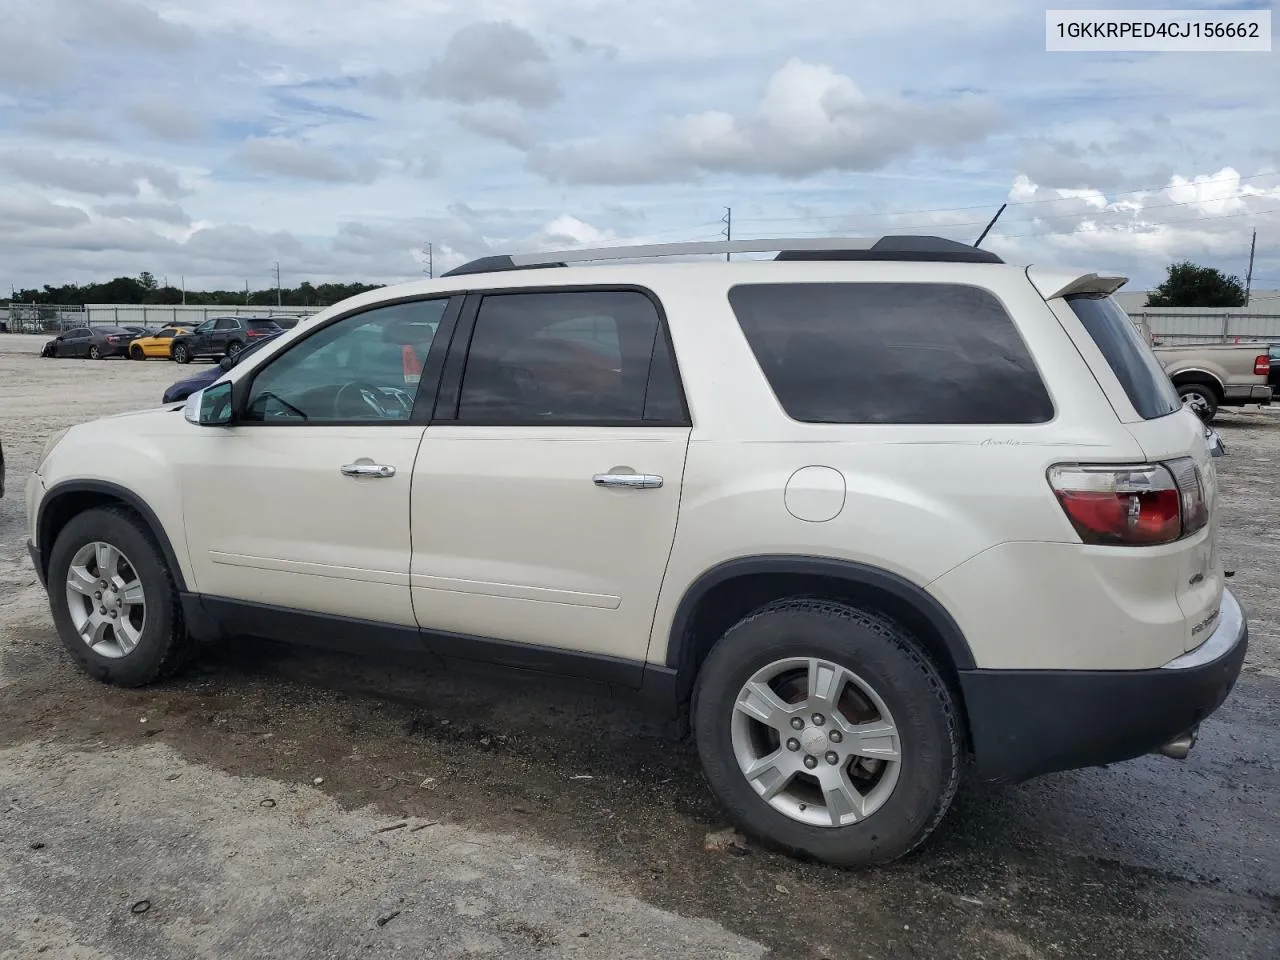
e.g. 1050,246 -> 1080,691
85,304 -> 314,326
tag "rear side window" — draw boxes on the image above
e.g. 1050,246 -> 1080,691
249,319 -> 283,332
1065,295 -> 1180,420
728,282 -> 1053,424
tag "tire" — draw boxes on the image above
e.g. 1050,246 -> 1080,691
89,345 -> 102,360
692,598 -> 961,867
130,346 -> 145,361
226,340 -> 243,359
172,343 -> 191,364
1177,382 -> 1219,423
46,506 -> 191,687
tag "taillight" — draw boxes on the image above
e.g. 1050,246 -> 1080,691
1048,457 -> 1208,546
247,329 -> 264,337
1255,355 -> 1270,376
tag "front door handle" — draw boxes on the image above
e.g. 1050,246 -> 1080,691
341,462 -> 396,479
593,473 -> 663,489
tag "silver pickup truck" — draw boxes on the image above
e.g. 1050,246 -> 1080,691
1134,318 -> 1273,422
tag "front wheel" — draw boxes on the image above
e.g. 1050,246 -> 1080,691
692,599 -> 961,867
1177,382 -> 1219,422
46,507 -> 191,687
130,346 -> 145,360
172,343 -> 191,364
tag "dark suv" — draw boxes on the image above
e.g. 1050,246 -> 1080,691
170,316 -> 283,363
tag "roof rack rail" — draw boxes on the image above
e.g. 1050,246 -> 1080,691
442,235 -> 1002,277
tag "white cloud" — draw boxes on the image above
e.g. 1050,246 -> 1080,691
0,150 -> 188,199
529,60 -> 1000,184
57,0 -> 195,50
234,137 -> 378,183
127,97 -> 207,142
419,21 -> 561,108
454,102 -> 534,149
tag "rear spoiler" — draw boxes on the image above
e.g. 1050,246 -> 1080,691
1026,266 -> 1128,301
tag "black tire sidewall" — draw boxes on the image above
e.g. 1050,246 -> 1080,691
89,346 -> 101,360
693,602 -> 959,866
47,509 -> 179,687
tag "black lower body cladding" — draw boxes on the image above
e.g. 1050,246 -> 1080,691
960,589 -> 1248,783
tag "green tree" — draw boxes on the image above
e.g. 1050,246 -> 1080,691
138,271 -> 158,291
1146,261 -> 1246,308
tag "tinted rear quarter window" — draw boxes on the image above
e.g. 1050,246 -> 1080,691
728,282 -> 1054,424
1065,295 -> 1180,420
249,319 -> 283,332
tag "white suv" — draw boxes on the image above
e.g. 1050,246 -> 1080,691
25,236 -> 1247,866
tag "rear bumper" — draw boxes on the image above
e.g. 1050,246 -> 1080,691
1222,384 -> 1272,404
960,589 -> 1248,783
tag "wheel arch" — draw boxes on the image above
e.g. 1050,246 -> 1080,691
1169,370 -> 1224,398
665,556 -> 976,705
37,480 -> 189,592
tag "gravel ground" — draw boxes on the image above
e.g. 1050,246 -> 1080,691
1,333 -> 1277,960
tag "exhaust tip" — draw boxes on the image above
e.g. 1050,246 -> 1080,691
1155,728 -> 1198,760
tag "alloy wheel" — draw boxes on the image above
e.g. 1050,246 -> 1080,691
730,656 -> 902,827
64,541 -> 147,659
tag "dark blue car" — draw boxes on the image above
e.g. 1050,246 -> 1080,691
162,331 -> 283,404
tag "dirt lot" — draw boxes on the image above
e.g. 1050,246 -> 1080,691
1,332 -> 1277,960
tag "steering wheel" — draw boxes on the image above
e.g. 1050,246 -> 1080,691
333,381 -> 395,419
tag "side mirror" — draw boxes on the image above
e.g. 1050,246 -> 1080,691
183,381 -> 234,426
218,355 -> 235,371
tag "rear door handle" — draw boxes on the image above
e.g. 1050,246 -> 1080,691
341,462 -> 396,478
593,473 -> 663,489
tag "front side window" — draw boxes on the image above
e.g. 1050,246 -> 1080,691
456,289 -> 684,424
243,299 -> 446,423
157,330 -> 175,340
728,282 -> 1054,425
194,320 -> 215,334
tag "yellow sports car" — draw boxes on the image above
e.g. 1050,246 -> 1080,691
128,326 -> 191,360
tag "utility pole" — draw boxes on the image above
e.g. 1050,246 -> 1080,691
721,207 -> 732,261
974,203 -> 1008,247
181,276 -> 185,306
423,242 -> 433,278
244,280 -> 249,305
274,261 -> 282,307
1244,229 -> 1257,306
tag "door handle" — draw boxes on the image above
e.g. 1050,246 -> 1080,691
341,462 -> 396,478
593,473 -> 663,489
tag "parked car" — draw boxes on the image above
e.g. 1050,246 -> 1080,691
1268,343 -> 1280,394
40,326 -> 137,359
1132,320 -> 1273,422
170,316 -> 283,363
161,331 -> 283,403
129,327 -> 192,360
120,325 -> 156,338
25,236 -> 1245,867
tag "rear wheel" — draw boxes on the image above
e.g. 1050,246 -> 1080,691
226,340 -> 243,359
46,507 -> 191,687
172,343 -> 191,364
88,345 -> 102,360
1177,382 -> 1219,422
692,598 -> 961,867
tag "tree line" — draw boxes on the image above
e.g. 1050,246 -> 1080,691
5,272 -> 384,309
1,261 -> 1254,309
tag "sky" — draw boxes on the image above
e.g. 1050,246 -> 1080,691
1,0 -> 1278,294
